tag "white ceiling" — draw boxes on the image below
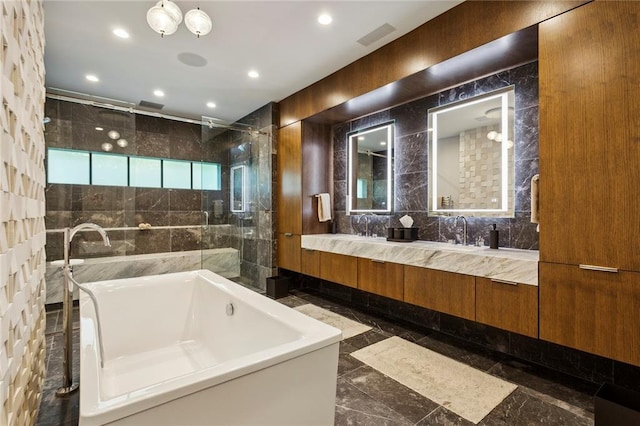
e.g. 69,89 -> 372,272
43,0 -> 463,124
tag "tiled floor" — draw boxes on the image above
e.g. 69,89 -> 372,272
36,290 -> 597,425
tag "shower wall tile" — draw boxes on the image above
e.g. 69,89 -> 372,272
126,229 -> 171,255
43,118 -> 72,147
169,211 -> 202,227
332,62 -> 540,251
170,227 -> 202,252
169,189 -> 202,211
135,188 -> 169,211
135,130 -> 170,158
45,184 -> 72,211
135,114 -> 170,134
135,211 -> 170,227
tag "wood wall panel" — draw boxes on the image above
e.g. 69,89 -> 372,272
280,1 -> 587,125
476,278 -> 538,338
539,262 -> 640,366
357,259 -> 404,301
539,1 -> 640,269
301,122 -> 332,234
404,266 -> 475,321
276,233 -> 301,272
276,122 -> 302,235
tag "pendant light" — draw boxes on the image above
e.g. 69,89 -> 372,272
184,7 -> 212,37
147,1 -> 211,37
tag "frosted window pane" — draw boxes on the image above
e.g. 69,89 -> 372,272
130,157 -> 161,188
92,153 -> 128,186
192,163 -> 203,190
47,149 -> 90,185
163,160 -> 191,189
202,163 -> 221,190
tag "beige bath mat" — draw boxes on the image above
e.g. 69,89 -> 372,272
351,336 -> 516,424
294,304 -> 371,339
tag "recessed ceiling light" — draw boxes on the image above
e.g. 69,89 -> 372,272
101,142 -> 113,152
153,89 -> 165,97
206,101 -> 216,108
117,138 -> 128,148
318,14 -> 332,25
380,141 -> 387,146
86,74 -> 99,82
107,130 -> 120,140
95,127 -> 104,131
113,28 -> 130,39
248,70 -> 259,79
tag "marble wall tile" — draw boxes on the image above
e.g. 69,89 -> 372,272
169,134 -> 203,161
510,61 -> 539,111
334,147 -> 347,181
43,118 -> 72,147
134,188 -> 169,211
395,132 -> 428,175
125,228 -> 170,255
515,158 -> 539,212
71,210 -> 126,228
170,227 -> 202,252
511,212 -> 539,250
242,238 -> 258,264
45,184 -> 72,211
45,98 -> 73,121
350,110 -> 392,132
390,94 -> 438,138
135,114 -> 170,134
135,130 -> 170,158
334,180 -> 347,211
167,211 -> 200,226
257,239 -> 274,267
514,106 -> 539,161
394,172 -> 428,212
72,103 -> 135,129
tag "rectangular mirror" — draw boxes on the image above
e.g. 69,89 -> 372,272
230,165 -> 246,212
347,122 -> 394,214
428,86 -> 515,217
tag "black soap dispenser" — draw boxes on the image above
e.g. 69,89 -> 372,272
489,224 -> 499,249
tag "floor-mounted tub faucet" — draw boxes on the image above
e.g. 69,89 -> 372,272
56,223 -> 110,397
454,215 -> 468,246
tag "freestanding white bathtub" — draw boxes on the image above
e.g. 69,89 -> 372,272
79,270 -> 341,425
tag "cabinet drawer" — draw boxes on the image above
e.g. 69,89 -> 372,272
276,233 -> 301,272
301,248 -> 320,278
357,258 -> 403,301
404,266 -> 475,321
540,262 -> 640,366
476,277 -> 538,338
319,252 -> 357,288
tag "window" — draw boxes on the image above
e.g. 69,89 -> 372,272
193,162 -> 221,190
163,160 -> 192,189
47,149 -> 90,185
130,157 -> 161,188
92,153 -> 128,186
47,148 -> 221,190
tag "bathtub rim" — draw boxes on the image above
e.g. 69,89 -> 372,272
79,269 -> 342,425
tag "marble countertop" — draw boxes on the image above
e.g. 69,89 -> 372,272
301,234 -> 539,286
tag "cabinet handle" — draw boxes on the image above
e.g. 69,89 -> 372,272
284,233 -> 293,237
371,259 -> 386,264
490,278 -> 518,286
579,264 -> 619,273
303,248 -> 315,252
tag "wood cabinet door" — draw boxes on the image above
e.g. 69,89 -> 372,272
357,258 -> 404,301
301,248 -> 320,278
539,262 -> 640,366
476,277 -> 538,338
276,233 -> 301,272
404,266 -> 475,321
319,252 -> 357,288
539,2 -> 640,269
277,122 -> 302,235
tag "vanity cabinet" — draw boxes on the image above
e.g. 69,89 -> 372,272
319,252 -> 358,288
276,120 -> 332,273
476,277 -> 538,338
301,248 -> 320,278
357,258 -> 404,301
404,266 -> 475,321
539,262 -> 640,366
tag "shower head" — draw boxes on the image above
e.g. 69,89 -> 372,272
42,117 -> 51,124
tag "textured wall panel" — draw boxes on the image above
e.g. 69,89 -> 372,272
0,0 -> 47,424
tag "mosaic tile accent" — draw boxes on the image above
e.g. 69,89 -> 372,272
0,1 -> 47,423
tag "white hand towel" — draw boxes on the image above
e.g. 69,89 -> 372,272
317,193 -> 332,222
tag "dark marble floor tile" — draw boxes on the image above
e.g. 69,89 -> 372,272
344,330 -> 390,351
414,332 -> 504,372
343,365 -> 439,424
335,378 -> 412,425
479,388 -> 593,426
338,342 -> 365,377
416,406 -> 473,425
277,295 -> 308,308
488,358 -> 598,415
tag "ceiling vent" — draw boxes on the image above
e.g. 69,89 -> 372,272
138,100 -> 164,110
357,23 -> 396,47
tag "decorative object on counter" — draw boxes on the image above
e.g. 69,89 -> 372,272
489,224 -> 499,249
138,223 -> 152,230
399,214 -> 414,228
530,174 -> 540,232
441,195 -> 454,209
387,227 -> 418,242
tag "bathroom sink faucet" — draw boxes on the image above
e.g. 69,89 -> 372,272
56,223 -> 111,397
454,215 -> 468,246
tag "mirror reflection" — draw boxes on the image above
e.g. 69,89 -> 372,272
230,165 -> 245,212
428,86 -> 515,217
347,123 -> 394,214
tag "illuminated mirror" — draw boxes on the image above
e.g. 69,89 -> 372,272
428,86 -> 515,217
347,123 -> 394,214
230,165 -> 246,212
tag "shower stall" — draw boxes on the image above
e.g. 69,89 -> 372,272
43,97 -> 277,306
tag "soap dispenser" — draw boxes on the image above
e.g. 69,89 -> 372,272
489,224 -> 499,249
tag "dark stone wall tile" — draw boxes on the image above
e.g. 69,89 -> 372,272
135,188 -> 169,211
126,228 -> 170,254
45,211 -> 72,230
170,227 -> 201,252
334,180 -> 347,211
135,130 -> 170,158
394,172 -> 428,212
511,61 -> 539,111
351,111 -> 391,132
135,114 -> 170,133
391,94 -> 437,138
168,211 -> 201,227
395,132 -> 428,175
515,106 -> 539,161
242,238 -> 258,264
334,147 -> 347,181
45,184 -> 72,211
511,212 -> 539,250
43,118 -> 72,147
135,211 -> 169,227
515,158 -> 539,213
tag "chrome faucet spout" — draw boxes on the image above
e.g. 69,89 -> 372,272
69,223 -> 111,247
454,215 -> 468,246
